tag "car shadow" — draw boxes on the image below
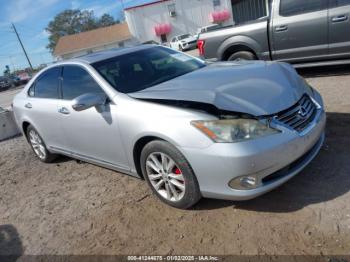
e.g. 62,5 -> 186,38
194,112 -> 350,212
50,155 -> 73,164
297,64 -> 350,78
0,224 -> 23,262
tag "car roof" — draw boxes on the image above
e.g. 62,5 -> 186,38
68,44 -> 155,65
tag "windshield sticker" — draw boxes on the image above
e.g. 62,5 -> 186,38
170,53 -> 192,62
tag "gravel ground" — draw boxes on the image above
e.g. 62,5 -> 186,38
0,66 -> 350,256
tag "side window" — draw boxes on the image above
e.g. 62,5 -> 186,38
31,67 -> 60,99
62,66 -> 104,100
213,0 -> 220,7
329,0 -> 350,8
280,0 -> 326,16
28,84 -> 35,97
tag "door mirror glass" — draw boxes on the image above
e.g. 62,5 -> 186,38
71,93 -> 107,111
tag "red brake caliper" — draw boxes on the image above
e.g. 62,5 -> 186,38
174,167 -> 184,183
174,167 -> 181,175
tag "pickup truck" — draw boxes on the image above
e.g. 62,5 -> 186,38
198,0 -> 350,67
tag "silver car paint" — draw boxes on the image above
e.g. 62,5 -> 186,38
129,61 -> 311,116
13,47 -> 326,200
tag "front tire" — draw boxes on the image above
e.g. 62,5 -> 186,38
140,140 -> 201,209
26,125 -> 57,163
228,51 -> 256,61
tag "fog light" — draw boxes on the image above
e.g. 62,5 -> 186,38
229,175 -> 259,190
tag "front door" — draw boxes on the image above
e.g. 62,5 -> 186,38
271,0 -> 328,63
57,65 -> 129,170
328,0 -> 350,58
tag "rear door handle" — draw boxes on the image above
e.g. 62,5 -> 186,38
58,107 -> 70,115
332,15 -> 348,23
24,103 -> 32,109
275,25 -> 288,32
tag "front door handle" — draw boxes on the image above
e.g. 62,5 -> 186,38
332,15 -> 348,23
275,25 -> 288,32
24,103 -> 32,109
58,107 -> 70,115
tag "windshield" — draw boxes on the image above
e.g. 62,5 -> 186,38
178,34 -> 190,40
92,46 -> 206,93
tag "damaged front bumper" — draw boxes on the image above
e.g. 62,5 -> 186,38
178,94 -> 326,201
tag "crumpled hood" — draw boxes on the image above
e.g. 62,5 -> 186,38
129,61 -> 308,116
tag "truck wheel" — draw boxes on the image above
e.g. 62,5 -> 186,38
228,51 -> 256,61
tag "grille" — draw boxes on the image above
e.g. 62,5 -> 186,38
275,95 -> 317,132
188,40 -> 197,44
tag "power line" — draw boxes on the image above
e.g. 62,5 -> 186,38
11,22 -> 33,70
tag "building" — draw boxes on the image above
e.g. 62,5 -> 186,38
54,23 -> 138,60
124,0 -> 268,44
125,0 -> 233,44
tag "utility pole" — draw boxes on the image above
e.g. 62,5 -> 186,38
11,23 -> 33,70
120,0 -> 125,21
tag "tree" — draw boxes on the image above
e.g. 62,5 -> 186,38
46,9 -> 118,53
98,14 -> 116,27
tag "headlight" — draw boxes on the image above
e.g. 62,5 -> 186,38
191,119 -> 281,143
302,77 -> 314,95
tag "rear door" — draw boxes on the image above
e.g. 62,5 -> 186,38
271,0 -> 328,62
25,67 -> 64,149
328,0 -> 350,58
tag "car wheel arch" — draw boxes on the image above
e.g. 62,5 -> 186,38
133,136 -> 165,179
218,35 -> 261,61
22,121 -> 31,139
222,44 -> 258,61
132,132 -> 182,179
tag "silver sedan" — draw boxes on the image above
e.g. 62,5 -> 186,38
13,45 -> 326,209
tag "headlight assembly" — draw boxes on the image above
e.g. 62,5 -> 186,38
191,119 -> 281,143
302,78 -> 314,95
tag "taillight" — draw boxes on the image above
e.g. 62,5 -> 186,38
197,40 -> 205,56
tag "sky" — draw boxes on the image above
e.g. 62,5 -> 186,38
0,0 -> 153,75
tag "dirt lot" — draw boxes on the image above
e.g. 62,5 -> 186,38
0,66 -> 350,256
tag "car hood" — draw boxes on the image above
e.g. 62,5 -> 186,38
129,61 -> 307,116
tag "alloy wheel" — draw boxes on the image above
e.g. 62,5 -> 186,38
145,152 -> 185,202
28,130 -> 46,160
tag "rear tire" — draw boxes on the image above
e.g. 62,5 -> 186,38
228,51 -> 256,61
26,125 -> 57,163
140,140 -> 201,209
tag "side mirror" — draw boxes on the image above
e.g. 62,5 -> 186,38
71,93 -> 107,112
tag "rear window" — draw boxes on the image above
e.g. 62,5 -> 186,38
92,47 -> 205,94
280,0 -> 327,16
206,25 -> 221,32
31,67 -> 60,99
